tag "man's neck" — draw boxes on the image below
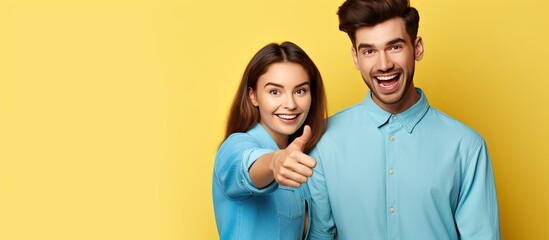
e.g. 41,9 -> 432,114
375,87 -> 419,114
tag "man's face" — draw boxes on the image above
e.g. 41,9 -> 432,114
352,17 -> 424,113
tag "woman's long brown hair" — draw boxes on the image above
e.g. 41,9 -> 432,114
224,42 -> 327,153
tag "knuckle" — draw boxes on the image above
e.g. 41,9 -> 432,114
282,160 -> 295,168
288,151 -> 296,158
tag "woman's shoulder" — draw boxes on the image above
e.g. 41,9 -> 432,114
217,131 -> 262,156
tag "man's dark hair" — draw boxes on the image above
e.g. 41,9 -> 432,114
337,0 -> 420,46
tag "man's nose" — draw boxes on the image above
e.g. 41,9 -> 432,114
378,52 -> 394,72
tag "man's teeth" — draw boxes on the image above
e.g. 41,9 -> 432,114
376,74 -> 398,81
277,114 -> 297,120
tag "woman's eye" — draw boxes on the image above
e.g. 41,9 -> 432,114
295,89 -> 307,95
269,89 -> 280,95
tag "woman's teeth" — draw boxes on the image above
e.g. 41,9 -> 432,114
277,114 -> 298,120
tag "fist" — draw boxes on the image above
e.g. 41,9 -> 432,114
270,125 -> 317,187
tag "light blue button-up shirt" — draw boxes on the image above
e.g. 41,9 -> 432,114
307,89 -> 500,240
213,123 -> 311,240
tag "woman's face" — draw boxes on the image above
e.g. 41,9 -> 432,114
249,62 -> 311,148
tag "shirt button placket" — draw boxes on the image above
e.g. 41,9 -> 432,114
387,127 -> 398,239
386,116 -> 400,239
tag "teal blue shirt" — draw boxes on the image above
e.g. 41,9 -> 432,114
212,124 -> 311,240
308,89 -> 500,240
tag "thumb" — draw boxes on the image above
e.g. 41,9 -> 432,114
288,125 -> 312,152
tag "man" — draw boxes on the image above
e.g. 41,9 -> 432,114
307,0 -> 500,239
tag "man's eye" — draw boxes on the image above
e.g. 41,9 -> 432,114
363,49 -> 374,55
391,45 -> 402,51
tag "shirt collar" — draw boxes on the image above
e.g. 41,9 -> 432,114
247,123 -> 280,149
363,88 -> 430,133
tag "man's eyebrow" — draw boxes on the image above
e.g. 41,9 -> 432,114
356,43 -> 374,49
356,38 -> 407,49
387,38 -> 406,45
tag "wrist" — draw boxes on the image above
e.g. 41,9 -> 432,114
268,150 -> 281,172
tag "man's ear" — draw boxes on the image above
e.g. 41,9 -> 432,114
352,46 -> 360,70
249,87 -> 258,107
415,37 -> 424,61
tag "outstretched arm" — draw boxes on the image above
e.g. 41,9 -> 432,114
213,134 -> 277,200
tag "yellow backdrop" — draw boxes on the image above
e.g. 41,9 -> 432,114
1,0 -> 548,239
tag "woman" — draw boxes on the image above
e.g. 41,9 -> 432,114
212,41 -> 327,240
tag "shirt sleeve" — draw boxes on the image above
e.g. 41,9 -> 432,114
455,138 -> 501,239
307,147 -> 337,240
213,134 -> 278,200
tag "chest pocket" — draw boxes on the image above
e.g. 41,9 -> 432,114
274,186 -> 304,220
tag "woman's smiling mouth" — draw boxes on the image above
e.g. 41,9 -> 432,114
276,114 -> 299,120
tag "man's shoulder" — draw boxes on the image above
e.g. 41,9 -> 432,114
427,107 -> 484,141
327,102 -> 365,127
313,102 -> 367,149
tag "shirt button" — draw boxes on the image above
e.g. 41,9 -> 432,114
392,115 -> 397,120
390,136 -> 395,141
389,207 -> 395,213
389,169 -> 395,174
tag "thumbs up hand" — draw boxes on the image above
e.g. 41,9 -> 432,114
270,125 -> 317,188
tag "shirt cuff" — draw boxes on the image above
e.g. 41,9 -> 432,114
240,148 -> 278,194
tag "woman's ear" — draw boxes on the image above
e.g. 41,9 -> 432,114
248,87 -> 259,107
